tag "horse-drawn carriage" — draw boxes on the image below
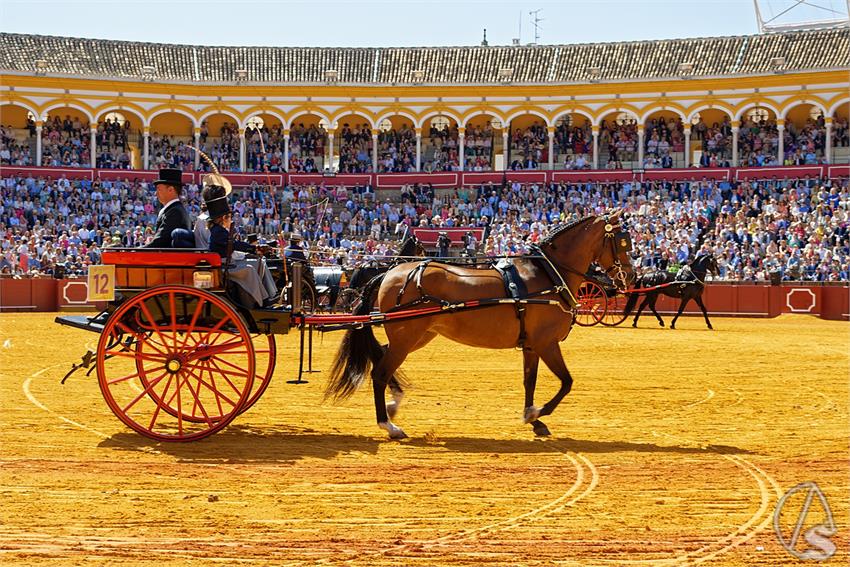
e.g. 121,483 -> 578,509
573,267 -> 631,327
56,213 -> 637,441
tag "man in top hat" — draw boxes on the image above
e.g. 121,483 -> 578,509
145,168 -> 193,248
284,233 -> 307,261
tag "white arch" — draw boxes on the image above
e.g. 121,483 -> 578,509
593,107 -> 639,127
685,103 -> 734,124
416,109 -> 463,129
0,99 -> 40,122
461,109 -> 508,127
375,110 -> 419,128
285,110 -> 333,130
504,109 -> 552,127
640,106 -> 686,124
780,100 -> 828,120
197,108 -> 241,127
94,106 -> 145,127
146,107 -> 198,128
827,97 -> 850,118
734,100 -> 781,121
330,111 -> 376,130
40,102 -> 94,123
241,109 -> 287,129
551,108 -> 595,125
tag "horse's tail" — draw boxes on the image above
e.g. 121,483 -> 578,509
325,273 -> 387,401
623,289 -> 640,317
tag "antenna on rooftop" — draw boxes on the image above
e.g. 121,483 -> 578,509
753,0 -> 849,32
529,9 -> 543,44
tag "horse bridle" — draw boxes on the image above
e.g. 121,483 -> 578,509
602,217 -> 633,291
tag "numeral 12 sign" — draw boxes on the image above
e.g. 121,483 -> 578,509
87,265 -> 115,302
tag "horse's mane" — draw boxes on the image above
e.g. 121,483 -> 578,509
538,215 -> 594,246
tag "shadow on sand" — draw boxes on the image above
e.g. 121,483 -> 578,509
99,425 -> 749,464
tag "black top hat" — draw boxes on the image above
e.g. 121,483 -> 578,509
202,184 -> 231,220
153,168 -> 183,189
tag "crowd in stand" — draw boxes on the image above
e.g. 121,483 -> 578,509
1,171 -> 847,283
3,112 -> 848,174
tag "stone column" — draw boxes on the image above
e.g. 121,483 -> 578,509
90,125 -> 97,168
193,128 -> 201,170
415,128 -> 422,172
327,130 -> 335,171
238,128 -> 246,172
592,127 -> 600,169
372,130 -> 379,172
547,126 -> 555,170
683,128 -> 691,167
35,121 -> 43,166
825,118 -> 833,164
637,125 -> 645,167
458,127 -> 465,172
143,127 -> 150,170
731,123 -> 740,167
283,129 -> 290,171
502,130 -> 509,170
776,119 -> 785,165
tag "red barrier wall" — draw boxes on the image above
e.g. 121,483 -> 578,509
1,279 -> 845,320
2,164 -> 845,189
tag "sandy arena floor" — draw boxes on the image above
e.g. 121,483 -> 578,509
0,313 -> 847,566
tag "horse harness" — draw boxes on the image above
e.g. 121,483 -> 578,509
391,218 -> 631,349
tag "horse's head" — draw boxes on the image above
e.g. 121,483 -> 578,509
540,212 -> 636,292
399,234 -> 426,258
593,211 -> 637,291
693,252 -> 719,279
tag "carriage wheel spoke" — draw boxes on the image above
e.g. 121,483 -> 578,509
147,373 -> 175,431
106,349 -> 166,363
198,360 -> 226,417
121,371 -> 167,413
115,321 -> 169,357
179,297 -> 207,350
138,302 -> 174,355
180,369 -> 214,426
204,357 -> 248,399
198,354 -> 252,378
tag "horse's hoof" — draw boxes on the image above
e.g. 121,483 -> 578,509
659,321 -> 665,327
631,322 -> 637,328
670,325 -> 675,330
707,325 -> 713,330
523,406 -> 542,424
533,423 -> 551,437
379,421 -> 407,440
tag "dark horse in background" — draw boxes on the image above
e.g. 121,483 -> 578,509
343,231 -> 426,309
624,253 -> 719,329
326,213 -> 636,439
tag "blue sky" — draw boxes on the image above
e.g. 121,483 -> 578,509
0,0 -> 846,47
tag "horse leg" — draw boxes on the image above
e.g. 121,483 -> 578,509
372,346 -> 410,439
632,296 -> 650,327
647,294 -> 665,327
527,343 -> 575,436
386,331 -> 437,419
670,297 -> 690,329
521,348 -> 549,437
695,294 -> 713,330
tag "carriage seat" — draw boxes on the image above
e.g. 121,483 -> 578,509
101,248 -> 223,290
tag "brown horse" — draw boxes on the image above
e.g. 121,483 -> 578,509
326,213 -> 636,439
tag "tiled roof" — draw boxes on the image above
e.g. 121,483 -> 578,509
0,27 -> 846,84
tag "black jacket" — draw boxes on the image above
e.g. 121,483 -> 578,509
146,200 -> 192,248
208,223 -> 254,258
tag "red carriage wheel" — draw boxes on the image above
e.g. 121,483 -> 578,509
238,333 -> 276,415
97,285 -> 255,441
574,280 -> 607,327
600,292 -> 630,326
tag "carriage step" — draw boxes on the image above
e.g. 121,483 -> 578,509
55,314 -> 106,334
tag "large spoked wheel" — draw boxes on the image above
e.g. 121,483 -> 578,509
97,285 -> 255,442
575,280 -> 607,327
601,292 -> 629,327
239,333 -> 276,415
